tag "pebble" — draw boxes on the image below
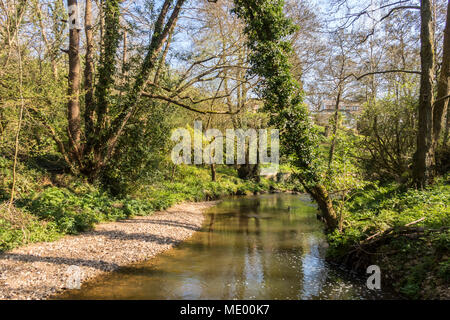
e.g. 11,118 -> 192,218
0,201 -> 217,300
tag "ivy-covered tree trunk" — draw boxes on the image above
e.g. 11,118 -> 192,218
304,184 -> 338,230
61,0 -> 185,180
233,0 -> 339,230
444,107 -> 450,146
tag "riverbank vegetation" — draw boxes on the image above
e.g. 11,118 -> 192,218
0,160 -> 294,252
327,179 -> 449,299
0,157 -> 292,252
0,0 -> 449,299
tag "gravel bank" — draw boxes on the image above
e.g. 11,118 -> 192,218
0,201 -> 218,300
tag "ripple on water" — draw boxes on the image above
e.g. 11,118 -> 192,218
58,194 -> 397,300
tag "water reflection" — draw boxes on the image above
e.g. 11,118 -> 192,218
58,194 -> 393,300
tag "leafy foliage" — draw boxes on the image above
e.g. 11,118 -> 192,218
0,156 -> 287,252
101,100 -> 176,196
357,94 -> 418,182
232,0 -> 320,184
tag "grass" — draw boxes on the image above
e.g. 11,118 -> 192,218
326,177 -> 450,299
0,157 -> 292,252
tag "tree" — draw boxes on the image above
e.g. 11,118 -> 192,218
233,0 -> 339,230
321,31 -> 358,173
321,0 -> 448,187
434,0 -> 450,149
66,0 -> 82,158
59,0 -> 188,179
413,0 -> 436,187
357,94 -> 418,181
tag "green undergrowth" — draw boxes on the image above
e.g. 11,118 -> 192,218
0,157 -> 292,252
327,177 -> 450,299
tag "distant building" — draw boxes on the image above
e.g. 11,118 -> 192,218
319,100 -> 361,113
313,99 -> 363,129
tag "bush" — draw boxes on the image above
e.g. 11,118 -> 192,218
0,204 -> 60,252
1,162 -> 284,252
357,95 -> 418,182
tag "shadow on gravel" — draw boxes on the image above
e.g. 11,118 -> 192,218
90,230 -> 181,245
116,218 -> 201,231
0,221 -> 196,270
1,253 -> 119,270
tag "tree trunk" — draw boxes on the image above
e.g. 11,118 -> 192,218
84,0 -> 95,148
328,87 -> 342,172
122,29 -> 128,77
414,0 -> 436,187
36,4 -> 58,79
433,0 -> 450,147
444,106 -> 450,146
210,163 -> 216,182
67,0 -> 82,159
237,145 -> 259,180
154,26 -> 174,85
304,183 -> 338,231
100,0 -> 185,171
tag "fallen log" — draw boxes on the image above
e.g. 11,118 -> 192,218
363,217 -> 426,243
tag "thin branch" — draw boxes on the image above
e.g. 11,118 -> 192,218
434,93 -> 450,105
9,4 -> 25,208
349,69 -> 421,81
379,5 -> 420,22
26,106 -> 73,169
141,92 -> 240,114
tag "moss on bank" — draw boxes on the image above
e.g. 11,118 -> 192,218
326,177 -> 450,299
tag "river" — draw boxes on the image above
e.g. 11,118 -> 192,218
58,193 -> 392,299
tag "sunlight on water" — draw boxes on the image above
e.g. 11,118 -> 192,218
58,194 -> 395,300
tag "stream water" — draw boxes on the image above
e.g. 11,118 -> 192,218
58,193 -> 393,300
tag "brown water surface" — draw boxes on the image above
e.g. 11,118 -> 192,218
59,194 -> 392,300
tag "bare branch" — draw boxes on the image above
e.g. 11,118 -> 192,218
141,92 -> 240,114
434,93 -> 450,105
379,5 -> 420,22
349,69 -> 421,81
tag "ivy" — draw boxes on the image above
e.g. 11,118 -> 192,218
233,0 -> 320,184
95,0 -> 122,127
